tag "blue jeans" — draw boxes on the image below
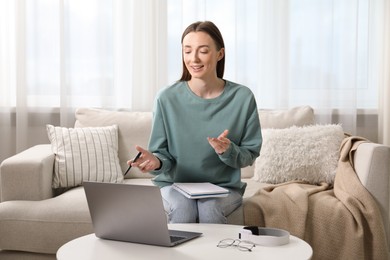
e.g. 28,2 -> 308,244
160,185 -> 243,224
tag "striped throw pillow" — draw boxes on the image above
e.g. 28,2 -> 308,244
47,124 -> 123,188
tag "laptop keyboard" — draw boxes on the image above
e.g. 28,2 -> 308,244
170,235 -> 185,243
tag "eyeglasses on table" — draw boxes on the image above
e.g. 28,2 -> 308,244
217,238 -> 256,252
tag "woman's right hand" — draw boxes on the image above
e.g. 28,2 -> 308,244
127,145 -> 161,173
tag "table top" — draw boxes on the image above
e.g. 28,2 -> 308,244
57,223 -> 312,260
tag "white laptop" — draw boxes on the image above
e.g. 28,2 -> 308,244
83,181 -> 202,247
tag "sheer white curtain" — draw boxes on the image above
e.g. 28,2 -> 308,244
0,0 -> 168,162
0,0 -> 388,163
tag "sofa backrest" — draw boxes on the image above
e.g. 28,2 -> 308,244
75,106 -> 314,179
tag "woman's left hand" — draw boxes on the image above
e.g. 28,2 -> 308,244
207,129 -> 231,155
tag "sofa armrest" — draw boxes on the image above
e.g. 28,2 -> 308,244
353,142 -> 390,247
0,144 -> 54,202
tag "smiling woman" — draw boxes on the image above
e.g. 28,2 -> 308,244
180,21 -> 225,81
181,23 -> 225,99
127,21 -> 263,224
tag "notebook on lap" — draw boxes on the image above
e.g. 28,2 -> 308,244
83,181 -> 202,247
172,182 -> 230,199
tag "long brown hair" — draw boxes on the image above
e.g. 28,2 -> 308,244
179,21 -> 225,81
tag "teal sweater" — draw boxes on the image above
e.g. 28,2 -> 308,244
148,80 -> 262,194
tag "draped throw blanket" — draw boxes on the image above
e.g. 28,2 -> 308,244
244,136 -> 389,260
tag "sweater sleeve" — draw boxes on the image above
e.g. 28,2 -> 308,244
148,96 -> 175,175
218,97 -> 262,169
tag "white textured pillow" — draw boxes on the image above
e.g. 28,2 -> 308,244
253,124 -> 344,184
241,106 -> 315,179
47,124 -> 123,188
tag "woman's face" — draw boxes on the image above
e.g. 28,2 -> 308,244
182,31 -> 224,80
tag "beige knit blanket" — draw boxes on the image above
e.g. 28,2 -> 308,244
244,136 -> 389,260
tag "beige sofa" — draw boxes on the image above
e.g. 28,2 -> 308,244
0,106 -> 389,260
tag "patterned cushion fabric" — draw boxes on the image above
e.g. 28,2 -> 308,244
46,124 -> 123,188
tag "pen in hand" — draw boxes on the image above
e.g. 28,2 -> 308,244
124,152 -> 142,176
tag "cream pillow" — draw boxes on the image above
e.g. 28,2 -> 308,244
253,124 -> 344,184
47,124 -> 123,188
259,106 -> 314,129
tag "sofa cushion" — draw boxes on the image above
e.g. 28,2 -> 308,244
252,124 -> 344,184
47,124 -> 123,188
0,186 -> 93,254
74,108 -> 153,179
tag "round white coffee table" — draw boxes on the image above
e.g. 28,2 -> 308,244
57,224 -> 312,260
